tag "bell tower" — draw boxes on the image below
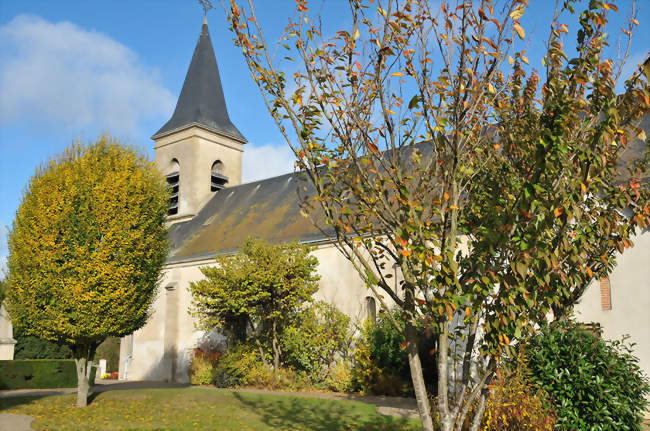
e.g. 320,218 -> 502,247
153,16 -> 246,223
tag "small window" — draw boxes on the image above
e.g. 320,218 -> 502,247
365,296 -> 377,322
600,277 -> 611,310
167,159 -> 180,215
211,160 -> 228,191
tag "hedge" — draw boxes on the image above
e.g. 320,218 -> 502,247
0,360 -> 97,390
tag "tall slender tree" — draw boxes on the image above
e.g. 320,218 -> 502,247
6,137 -> 169,407
223,0 -> 649,429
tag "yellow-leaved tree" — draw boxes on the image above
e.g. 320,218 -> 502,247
6,136 -> 169,407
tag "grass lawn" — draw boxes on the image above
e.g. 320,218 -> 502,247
0,387 -> 421,430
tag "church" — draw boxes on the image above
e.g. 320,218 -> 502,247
116,18 -> 650,384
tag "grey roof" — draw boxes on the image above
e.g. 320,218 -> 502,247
167,172 -> 330,263
153,19 -> 246,142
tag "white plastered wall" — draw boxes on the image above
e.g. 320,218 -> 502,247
573,229 -> 650,389
119,242 -> 376,382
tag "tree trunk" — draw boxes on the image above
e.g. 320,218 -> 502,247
405,321 -> 435,431
73,343 -> 97,408
272,320 -> 280,372
253,336 -> 270,370
74,356 -> 90,407
469,392 -> 487,431
437,326 -> 453,431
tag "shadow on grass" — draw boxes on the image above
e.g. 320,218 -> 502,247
233,391 -> 419,431
0,395 -> 51,411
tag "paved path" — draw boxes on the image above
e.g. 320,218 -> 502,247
0,413 -> 34,431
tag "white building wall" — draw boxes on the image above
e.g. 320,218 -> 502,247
120,243 -> 374,382
573,229 -> 650,385
121,230 -> 650,385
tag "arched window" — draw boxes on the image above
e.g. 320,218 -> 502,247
166,159 -> 180,215
211,160 -> 228,191
365,296 -> 377,322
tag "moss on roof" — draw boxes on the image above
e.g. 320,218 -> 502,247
167,172 -> 330,263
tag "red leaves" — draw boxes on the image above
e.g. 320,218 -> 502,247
295,0 -> 308,12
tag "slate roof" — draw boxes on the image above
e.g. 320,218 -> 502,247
153,19 -> 246,142
167,172 -> 330,263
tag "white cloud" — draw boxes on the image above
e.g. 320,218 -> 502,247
0,14 -> 174,137
242,143 -> 296,183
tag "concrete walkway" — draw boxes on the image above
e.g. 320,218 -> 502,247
0,414 -> 34,431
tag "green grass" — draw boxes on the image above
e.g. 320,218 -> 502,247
0,387 -> 420,430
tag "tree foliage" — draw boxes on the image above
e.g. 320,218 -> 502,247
6,136 -> 169,406
0,278 -> 6,305
223,0 -> 649,429
190,237 -> 320,371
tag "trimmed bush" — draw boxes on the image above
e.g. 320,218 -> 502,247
13,327 -> 73,360
0,360 -> 96,389
525,320 -> 650,430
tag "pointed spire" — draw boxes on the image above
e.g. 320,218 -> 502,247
153,19 -> 246,142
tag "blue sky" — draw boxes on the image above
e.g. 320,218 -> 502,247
0,0 -> 647,269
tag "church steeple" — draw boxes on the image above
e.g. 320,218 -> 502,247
152,17 -> 245,224
153,19 -> 246,142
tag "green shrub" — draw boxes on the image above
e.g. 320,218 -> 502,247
351,317 -> 411,396
351,311 -> 438,396
212,342 -> 266,388
211,342 -> 314,391
325,360 -> 354,393
189,346 -> 224,386
280,301 -> 352,383
190,355 -> 215,385
13,326 -> 73,360
0,360 -> 96,389
525,320 -> 650,430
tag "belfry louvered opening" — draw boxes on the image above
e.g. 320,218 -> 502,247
211,160 -> 228,191
166,159 -> 180,215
